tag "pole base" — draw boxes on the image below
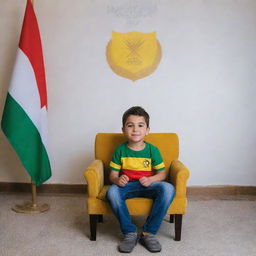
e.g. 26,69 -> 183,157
12,202 -> 49,214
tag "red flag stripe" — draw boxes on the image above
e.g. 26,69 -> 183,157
19,0 -> 47,108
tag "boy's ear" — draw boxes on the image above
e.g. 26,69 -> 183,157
146,127 -> 150,135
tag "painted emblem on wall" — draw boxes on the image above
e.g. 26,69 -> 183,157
106,31 -> 162,81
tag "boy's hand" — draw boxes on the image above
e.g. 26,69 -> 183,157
117,174 -> 129,187
139,176 -> 153,187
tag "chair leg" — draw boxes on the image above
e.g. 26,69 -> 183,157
169,214 -> 174,223
90,215 -> 98,241
174,214 -> 182,241
98,215 -> 103,223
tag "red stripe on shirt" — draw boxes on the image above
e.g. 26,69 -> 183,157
121,169 -> 155,181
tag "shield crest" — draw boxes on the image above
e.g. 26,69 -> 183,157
106,31 -> 162,81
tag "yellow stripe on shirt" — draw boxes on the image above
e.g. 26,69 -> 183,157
110,161 -> 121,170
153,162 -> 165,170
121,157 -> 152,171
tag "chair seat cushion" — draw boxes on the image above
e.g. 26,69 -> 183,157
93,185 -> 187,215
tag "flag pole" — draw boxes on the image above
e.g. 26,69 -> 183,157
31,180 -> 37,207
12,179 -> 50,214
9,0 -> 51,214
2,0 -> 52,213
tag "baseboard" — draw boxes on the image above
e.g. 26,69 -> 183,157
1,182 -> 256,197
0,182 -> 86,194
187,185 -> 256,196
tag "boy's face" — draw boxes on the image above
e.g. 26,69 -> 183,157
122,115 -> 149,143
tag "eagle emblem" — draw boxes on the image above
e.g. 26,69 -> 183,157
106,31 -> 162,81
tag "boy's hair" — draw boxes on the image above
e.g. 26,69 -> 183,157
122,106 -> 150,128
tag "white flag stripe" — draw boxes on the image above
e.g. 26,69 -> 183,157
9,48 -> 48,149
38,106 -> 48,151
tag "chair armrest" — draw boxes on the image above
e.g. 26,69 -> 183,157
84,159 -> 104,198
169,160 -> 190,198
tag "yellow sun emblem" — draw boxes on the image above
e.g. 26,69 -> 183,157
106,31 -> 162,81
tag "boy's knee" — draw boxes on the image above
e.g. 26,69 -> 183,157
106,184 -> 124,209
106,184 -> 120,201
158,182 -> 175,198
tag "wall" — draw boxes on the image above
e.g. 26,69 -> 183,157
0,0 -> 256,185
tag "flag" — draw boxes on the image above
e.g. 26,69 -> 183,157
1,0 -> 51,186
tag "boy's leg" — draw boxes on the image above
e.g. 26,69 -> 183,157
107,182 -> 143,253
142,181 -> 175,234
140,181 -> 175,252
106,183 -> 137,234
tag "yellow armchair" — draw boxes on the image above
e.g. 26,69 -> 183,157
84,133 -> 190,241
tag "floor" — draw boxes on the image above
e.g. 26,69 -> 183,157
0,193 -> 256,256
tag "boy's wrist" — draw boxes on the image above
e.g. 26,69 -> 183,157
147,176 -> 154,183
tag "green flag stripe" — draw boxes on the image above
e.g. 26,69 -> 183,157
1,93 -> 51,186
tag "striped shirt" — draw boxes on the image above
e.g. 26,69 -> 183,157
110,142 -> 165,181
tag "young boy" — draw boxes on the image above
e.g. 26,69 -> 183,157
106,106 -> 175,253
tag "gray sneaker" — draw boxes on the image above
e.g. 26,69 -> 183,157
140,234 -> 162,252
118,233 -> 138,253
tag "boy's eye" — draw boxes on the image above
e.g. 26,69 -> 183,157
127,124 -> 133,128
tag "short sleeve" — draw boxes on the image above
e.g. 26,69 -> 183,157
151,145 -> 165,171
109,146 -> 122,172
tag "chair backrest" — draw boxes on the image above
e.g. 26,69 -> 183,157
95,133 -> 179,184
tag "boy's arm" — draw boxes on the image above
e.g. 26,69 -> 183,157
139,169 -> 166,187
109,170 -> 129,187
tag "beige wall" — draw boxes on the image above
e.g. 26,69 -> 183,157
0,0 -> 256,185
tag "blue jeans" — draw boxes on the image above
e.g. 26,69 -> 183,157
106,181 -> 175,235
